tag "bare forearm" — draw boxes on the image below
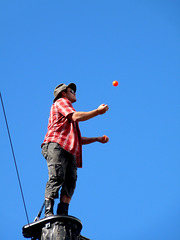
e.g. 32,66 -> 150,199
82,136 -> 109,145
71,104 -> 109,122
82,137 -> 98,145
72,110 -> 99,122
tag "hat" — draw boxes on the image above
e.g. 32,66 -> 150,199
53,83 -> 76,102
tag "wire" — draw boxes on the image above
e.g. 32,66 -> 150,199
0,92 -> 30,224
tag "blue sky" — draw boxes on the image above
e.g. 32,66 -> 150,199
0,1 -> 180,239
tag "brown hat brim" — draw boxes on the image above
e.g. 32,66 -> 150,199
66,83 -> 76,93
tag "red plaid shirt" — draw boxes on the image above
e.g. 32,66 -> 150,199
42,98 -> 82,168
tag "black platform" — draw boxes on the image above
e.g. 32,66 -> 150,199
22,215 -> 90,240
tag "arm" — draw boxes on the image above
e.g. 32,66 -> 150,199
69,104 -> 109,122
82,135 -> 109,145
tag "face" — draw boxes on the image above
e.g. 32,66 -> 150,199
64,87 -> 76,103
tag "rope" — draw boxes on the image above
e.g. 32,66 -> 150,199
0,92 -> 30,224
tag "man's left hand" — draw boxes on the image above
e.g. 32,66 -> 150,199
98,135 -> 109,143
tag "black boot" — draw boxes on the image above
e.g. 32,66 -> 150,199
57,202 -> 69,215
45,199 -> 54,217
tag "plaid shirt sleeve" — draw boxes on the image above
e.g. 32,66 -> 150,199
55,98 -> 75,117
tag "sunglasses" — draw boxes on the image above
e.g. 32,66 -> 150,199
67,89 -> 75,94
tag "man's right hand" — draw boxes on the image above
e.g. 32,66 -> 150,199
97,104 -> 109,115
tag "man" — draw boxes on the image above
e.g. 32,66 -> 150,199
41,83 -> 109,217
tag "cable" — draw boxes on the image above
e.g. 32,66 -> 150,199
34,201 -> 45,222
0,92 -> 30,224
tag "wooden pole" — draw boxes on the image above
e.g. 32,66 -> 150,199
22,215 -> 90,240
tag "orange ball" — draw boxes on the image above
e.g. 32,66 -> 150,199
112,80 -> 118,87
103,135 -> 107,140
